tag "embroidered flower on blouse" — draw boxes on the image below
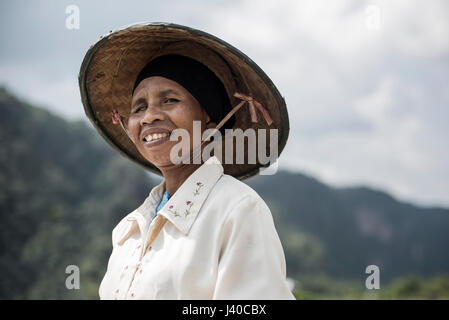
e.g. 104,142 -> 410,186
194,181 -> 204,196
167,182 -> 205,218
167,206 -> 180,217
184,200 -> 194,217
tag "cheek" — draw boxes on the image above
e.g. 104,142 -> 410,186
127,118 -> 140,139
168,107 -> 206,152
175,101 -> 206,126
170,106 -> 200,132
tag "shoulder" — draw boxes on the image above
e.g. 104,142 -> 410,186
110,206 -> 142,247
110,214 -> 131,247
211,173 -> 265,203
214,174 -> 262,198
208,174 -> 273,223
110,188 -> 155,245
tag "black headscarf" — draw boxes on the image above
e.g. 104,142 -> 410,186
133,54 -> 235,133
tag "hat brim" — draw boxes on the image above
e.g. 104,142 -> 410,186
79,22 -> 289,180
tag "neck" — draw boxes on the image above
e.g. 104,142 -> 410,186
158,142 -> 213,195
160,162 -> 202,195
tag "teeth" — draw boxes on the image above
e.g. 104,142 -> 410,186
144,132 -> 168,142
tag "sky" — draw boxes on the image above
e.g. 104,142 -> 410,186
1,0 -> 448,207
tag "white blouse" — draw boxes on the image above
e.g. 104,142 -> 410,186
99,155 -> 295,300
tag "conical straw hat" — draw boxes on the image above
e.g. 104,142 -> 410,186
79,22 -> 289,180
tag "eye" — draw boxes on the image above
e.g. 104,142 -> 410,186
164,98 -> 179,104
133,105 -> 146,113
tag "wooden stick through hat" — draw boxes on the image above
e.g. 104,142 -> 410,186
202,92 -> 273,142
178,92 -> 273,165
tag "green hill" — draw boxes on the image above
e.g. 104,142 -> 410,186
0,87 -> 156,299
247,172 -> 449,283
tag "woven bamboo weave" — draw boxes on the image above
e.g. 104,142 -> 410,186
79,22 -> 289,180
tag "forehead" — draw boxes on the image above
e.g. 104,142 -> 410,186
132,76 -> 186,100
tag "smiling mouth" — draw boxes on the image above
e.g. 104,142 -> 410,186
142,132 -> 171,147
143,132 -> 169,142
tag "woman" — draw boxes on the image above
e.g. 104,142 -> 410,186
79,22 -> 294,299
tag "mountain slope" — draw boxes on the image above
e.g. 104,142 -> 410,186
0,87 -> 157,299
247,171 -> 449,282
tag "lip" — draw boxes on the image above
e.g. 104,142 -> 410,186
140,127 -> 171,141
140,127 -> 172,148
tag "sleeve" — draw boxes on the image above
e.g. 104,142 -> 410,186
212,194 -> 296,300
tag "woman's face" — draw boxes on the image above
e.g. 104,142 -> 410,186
128,76 -> 212,169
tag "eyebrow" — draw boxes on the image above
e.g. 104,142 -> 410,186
131,89 -> 181,109
131,97 -> 147,109
159,89 -> 180,97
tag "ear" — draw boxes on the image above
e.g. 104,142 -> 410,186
206,120 -> 217,129
204,113 -> 217,129
112,109 -> 135,144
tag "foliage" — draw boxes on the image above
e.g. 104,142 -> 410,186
0,88 -> 155,299
292,274 -> 449,300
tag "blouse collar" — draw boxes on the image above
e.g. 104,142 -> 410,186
116,155 -> 224,244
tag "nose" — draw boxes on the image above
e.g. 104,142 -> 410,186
139,103 -> 166,126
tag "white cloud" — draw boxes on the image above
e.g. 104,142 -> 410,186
204,0 -> 449,206
355,76 -> 395,125
0,63 -> 82,120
